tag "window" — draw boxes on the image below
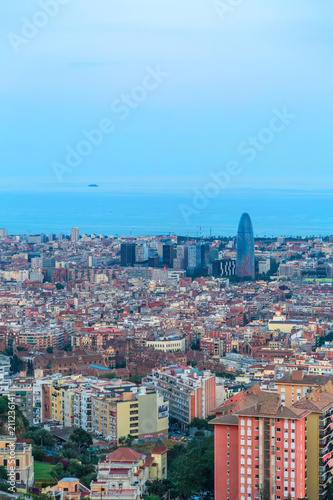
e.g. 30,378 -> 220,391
16,459 -> 20,467
3,460 -> 7,467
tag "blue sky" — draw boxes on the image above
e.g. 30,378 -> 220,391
1,0 -> 332,191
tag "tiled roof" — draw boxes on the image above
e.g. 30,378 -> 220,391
106,447 -> 143,462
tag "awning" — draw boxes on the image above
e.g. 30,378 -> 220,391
323,453 -> 331,462
327,459 -> 333,468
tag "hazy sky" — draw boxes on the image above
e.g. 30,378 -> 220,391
1,0 -> 332,190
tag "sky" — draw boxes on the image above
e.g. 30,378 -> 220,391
1,0 -> 332,192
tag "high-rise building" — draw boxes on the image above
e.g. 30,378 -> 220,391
236,213 -> 255,278
42,257 -> 56,281
135,243 -> 148,263
211,384 -> 309,500
201,242 -> 210,267
71,227 -> 80,242
187,245 -> 202,270
173,245 -> 188,270
0,229 -> 8,238
144,366 -> 216,430
162,244 -> 174,268
121,243 -> 136,267
87,255 -> 97,267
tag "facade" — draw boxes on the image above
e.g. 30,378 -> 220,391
135,243 -> 148,263
276,370 -> 331,406
144,366 -> 216,429
187,245 -> 202,270
44,477 -> 90,500
71,227 -> 80,242
211,384 -> 309,500
146,336 -> 186,352
92,386 -> 168,443
0,436 -> 34,488
162,244 -> 174,268
236,213 -> 255,278
173,244 -> 188,270
121,243 -> 136,267
9,377 -> 34,424
294,381 -> 333,500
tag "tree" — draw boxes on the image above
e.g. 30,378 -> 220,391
27,359 -> 34,376
0,467 -> 8,481
172,437 -> 214,499
69,428 -> 93,454
61,446 -> 79,460
56,283 -> 64,290
46,346 -> 54,353
0,396 -> 8,414
32,448 -> 46,461
22,429 -> 55,449
10,354 -> 25,374
125,434 -> 134,446
80,472 -> 97,488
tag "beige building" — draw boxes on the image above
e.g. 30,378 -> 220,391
146,336 -> 186,352
0,437 -> 34,488
92,386 -> 168,444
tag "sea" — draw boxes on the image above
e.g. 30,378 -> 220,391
0,187 -> 332,238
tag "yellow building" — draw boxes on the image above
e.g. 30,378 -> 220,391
44,477 -> 90,500
92,387 -> 168,444
294,380 -> 333,500
50,386 -> 62,422
276,369 -> 330,406
0,436 -> 34,489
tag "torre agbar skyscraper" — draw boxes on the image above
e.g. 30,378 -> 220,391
236,212 -> 255,278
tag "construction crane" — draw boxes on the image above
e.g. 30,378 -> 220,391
197,226 -> 213,237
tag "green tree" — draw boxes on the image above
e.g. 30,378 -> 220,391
22,428 -> 55,449
32,447 -> 46,461
69,428 -> 93,454
0,467 -> 8,481
56,283 -> 64,290
10,354 -> 25,374
27,359 -> 34,376
46,346 -> 54,353
0,396 -> 9,414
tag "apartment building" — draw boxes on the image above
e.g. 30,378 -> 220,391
276,369 -> 331,406
144,365 -> 216,429
211,384 -> 309,500
294,380 -> 333,500
92,386 -> 168,444
9,376 -> 34,424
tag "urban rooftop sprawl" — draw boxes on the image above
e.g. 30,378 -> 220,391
2,214 -> 333,499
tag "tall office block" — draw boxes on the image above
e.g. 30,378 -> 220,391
236,213 -> 255,278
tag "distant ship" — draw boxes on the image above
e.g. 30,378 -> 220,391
88,184 -> 99,187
